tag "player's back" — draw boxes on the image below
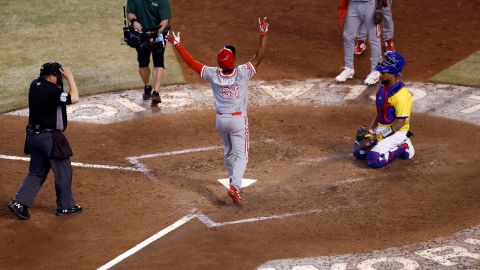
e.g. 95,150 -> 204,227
201,62 -> 256,114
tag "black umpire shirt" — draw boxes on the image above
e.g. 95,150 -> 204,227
28,79 -> 72,131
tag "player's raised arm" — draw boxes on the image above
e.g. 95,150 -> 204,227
249,17 -> 268,68
166,31 -> 205,75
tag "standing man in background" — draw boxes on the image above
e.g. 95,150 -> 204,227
127,0 -> 171,106
337,0 -> 383,85
8,62 -> 82,220
355,0 -> 395,55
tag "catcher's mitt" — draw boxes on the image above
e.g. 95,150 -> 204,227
355,126 -> 382,150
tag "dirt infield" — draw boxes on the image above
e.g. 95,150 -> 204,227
1,106 -> 479,269
1,1 -> 480,269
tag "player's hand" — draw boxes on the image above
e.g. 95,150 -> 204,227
167,31 -> 181,45
259,17 -> 269,36
133,21 -> 142,32
59,67 -> 74,81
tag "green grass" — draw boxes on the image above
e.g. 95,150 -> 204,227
0,0 -> 185,113
429,50 -> 480,87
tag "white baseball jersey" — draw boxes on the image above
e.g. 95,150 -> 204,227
201,62 -> 256,114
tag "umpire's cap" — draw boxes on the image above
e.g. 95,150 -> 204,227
39,62 -> 62,78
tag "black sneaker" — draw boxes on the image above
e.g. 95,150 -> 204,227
56,204 -> 82,216
8,200 -> 30,220
151,91 -> 161,106
143,85 -> 152,100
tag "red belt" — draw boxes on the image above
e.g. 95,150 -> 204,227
217,112 -> 242,116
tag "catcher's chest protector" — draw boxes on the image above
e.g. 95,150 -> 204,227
376,82 -> 404,125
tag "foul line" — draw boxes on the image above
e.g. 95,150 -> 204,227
97,208 -> 327,270
97,213 -> 197,270
0,154 -> 140,172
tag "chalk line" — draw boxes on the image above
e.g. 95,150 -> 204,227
0,154 -> 140,172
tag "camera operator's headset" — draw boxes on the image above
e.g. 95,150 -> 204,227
39,62 -> 63,90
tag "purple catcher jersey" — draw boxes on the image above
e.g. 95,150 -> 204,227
201,62 -> 256,114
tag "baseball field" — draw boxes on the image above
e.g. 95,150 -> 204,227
1,0 -> 480,270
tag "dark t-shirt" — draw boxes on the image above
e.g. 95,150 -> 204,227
126,0 -> 171,32
28,79 -> 72,131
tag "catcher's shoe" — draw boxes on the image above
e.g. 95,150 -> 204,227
335,67 -> 354,83
151,91 -> 161,106
400,140 -> 415,160
354,40 -> 367,55
364,70 -> 381,85
143,85 -> 152,100
385,39 -> 395,52
8,200 -> 30,220
228,186 -> 242,205
56,204 -> 82,216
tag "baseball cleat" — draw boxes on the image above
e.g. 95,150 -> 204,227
56,204 -> 83,216
400,139 -> 415,160
385,39 -> 395,52
354,40 -> 367,55
364,70 -> 381,85
228,186 -> 243,205
151,91 -> 161,106
143,85 -> 152,100
335,67 -> 355,83
8,200 -> 30,220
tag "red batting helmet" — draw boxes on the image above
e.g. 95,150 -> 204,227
217,47 -> 235,70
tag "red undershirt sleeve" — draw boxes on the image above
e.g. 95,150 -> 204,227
173,43 -> 205,75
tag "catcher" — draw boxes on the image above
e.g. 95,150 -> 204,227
353,51 -> 415,168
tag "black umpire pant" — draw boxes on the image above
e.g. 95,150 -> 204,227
15,132 -> 76,210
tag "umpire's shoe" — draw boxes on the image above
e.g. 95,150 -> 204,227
8,200 -> 30,220
151,90 -> 161,106
56,204 -> 82,216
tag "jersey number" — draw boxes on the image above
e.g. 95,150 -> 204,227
221,84 -> 239,99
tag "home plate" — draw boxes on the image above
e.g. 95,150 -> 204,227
217,178 -> 258,189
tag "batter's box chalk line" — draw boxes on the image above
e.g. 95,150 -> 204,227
0,154 -> 140,172
96,207 -> 343,270
125,139 -> 282,176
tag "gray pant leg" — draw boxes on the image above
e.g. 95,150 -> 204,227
14,133 -> 52,207
360,0 -> 382,70
343,2 -> 362,69
382,0 -> 394,40
216,115 -> 248,191
357,22 -> 367,41
50,158 -> 76,210
216,119 -> 234,178
229,117 -> 248,191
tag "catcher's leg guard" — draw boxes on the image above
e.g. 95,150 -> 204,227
367,151 -> 388,168
352,143 -> 368,160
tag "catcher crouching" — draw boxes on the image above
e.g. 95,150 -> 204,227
353,51 -> 415,168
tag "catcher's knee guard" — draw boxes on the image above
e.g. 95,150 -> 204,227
367,151 -> 388,168
353,143 -> 368,160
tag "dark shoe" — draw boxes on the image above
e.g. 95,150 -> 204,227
56,204 -> 82,216
151,91 -> 161,106
143,85 -> 152,100
8,200 -> 30,220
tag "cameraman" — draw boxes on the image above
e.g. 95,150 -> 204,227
126,0 -> 172,106
8,62 -> 82,220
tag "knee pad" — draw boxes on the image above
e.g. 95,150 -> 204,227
367,151 -> 388,168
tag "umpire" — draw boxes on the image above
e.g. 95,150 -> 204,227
126,0 -> 171,106
8,62 -> 82,220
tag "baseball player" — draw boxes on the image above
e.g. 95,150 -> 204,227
353,51 -> 415,168
166,17 -> 269,204
355,0 -> 395,55
337,0 -> 383,85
